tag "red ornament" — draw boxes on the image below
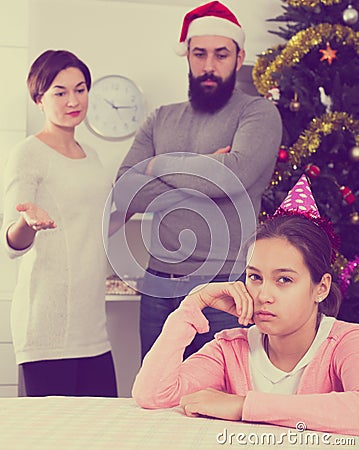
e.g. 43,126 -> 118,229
340,186 -> 356,205
305,163 -> 321,179
278,147 -> 289,162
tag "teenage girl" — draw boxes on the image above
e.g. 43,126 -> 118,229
133,213 -> 358,435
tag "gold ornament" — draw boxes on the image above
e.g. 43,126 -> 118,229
252,24 -> 359,96
350,145 -> 359,162
289,101 -> 301,112
289,92 -> 301,112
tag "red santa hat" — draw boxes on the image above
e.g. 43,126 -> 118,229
175,1 -> 245,56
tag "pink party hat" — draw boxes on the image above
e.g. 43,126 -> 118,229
273,173 -> 339,262
276,173 -> 320,218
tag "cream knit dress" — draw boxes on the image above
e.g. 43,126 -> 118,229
1,136 -> 112,364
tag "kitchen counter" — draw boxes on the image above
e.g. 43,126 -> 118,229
106,294 -> 140,301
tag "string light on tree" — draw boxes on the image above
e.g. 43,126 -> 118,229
349,146 -> 359,162
350,212 -> 359,225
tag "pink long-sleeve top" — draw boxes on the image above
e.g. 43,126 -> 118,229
132,298 -> 359,436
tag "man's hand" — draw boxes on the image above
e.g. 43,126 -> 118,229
180,388 -> 245,421
16,203 -> 56,231
145,157 -> 156,176
213,145 -> 231,154
145,145 -> 230,176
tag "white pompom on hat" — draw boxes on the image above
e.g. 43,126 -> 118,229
175,1 -> 245,56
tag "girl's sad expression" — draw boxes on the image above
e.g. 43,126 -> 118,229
246,237 -> 331,339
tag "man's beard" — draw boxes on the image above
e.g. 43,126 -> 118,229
188,69 -> 237,113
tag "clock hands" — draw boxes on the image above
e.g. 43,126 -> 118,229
104,98 -> 137,110
103,98 -> 117,109
116,105 -> 137,110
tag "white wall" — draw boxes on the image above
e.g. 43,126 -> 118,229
27,0 -> 283,180
0,0 -> 28,396
0,0 -> 29,213
0,0 -> 28,292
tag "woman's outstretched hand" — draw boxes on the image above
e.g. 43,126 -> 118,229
16,203 -> 56,231
186,281 -> 254,327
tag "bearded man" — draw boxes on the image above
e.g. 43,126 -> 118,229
114,2 -> 282,361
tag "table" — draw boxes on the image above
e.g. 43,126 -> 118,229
0,397 -> 356,449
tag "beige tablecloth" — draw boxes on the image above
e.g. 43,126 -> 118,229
0,396 -> 356,449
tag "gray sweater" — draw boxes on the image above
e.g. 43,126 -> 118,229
115,88 -> 282,276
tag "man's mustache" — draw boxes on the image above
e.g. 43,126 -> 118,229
196,73 -> 222,83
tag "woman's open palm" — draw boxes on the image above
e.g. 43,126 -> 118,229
16,202 -> 56,231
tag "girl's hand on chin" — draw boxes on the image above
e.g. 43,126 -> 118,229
185,281 -> 254,326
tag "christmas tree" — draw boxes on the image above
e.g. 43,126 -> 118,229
252,0 -> 359,322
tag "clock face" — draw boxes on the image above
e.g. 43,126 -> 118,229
85,75 -> 146,139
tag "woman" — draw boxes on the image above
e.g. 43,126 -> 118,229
1,50 -> 117,397
132,179 -> 359,435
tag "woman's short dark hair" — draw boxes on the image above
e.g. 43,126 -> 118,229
254,215 -> 342,317
27,50 -> 91,103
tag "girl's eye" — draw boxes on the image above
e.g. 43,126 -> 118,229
55,92 -> 65,97
278,276 -> 292,284
77,88 -> 86,94
247,273 -> 261,282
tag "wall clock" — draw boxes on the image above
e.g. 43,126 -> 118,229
86,75 -> 146,140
